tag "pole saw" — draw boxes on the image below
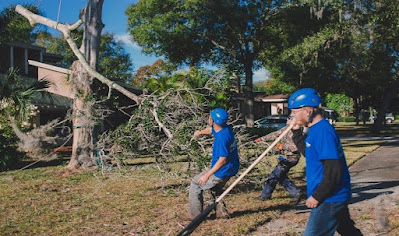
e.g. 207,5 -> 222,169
177,123 -> 294,236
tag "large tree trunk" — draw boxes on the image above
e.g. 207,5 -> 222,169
67,61 -> 96,169
80,0 -> 104,70
371,78 -> 399,134
68,0 -> 104,170
243,61 -> 254,127
353,97 -> 360,125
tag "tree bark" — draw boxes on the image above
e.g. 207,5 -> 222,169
243,61 -> 254,127
353,97 -> 360,125
80,0 -> 104,70
68,0 -> 104,170
67,61 -> 97,169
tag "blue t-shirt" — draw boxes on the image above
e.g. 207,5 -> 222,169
211,126 -> 240,178
305,119 -> 351,202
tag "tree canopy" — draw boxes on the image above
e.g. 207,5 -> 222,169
0,4 -> 41,45
126,0 -> 298,126
261,0 -> 398,132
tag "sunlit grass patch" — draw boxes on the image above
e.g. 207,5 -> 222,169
342,140 -> 387,166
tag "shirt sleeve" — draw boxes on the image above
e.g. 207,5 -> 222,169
292,129 -> 306,155
312,159 -> 342,202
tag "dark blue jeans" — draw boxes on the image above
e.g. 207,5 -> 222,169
304,201 -> 362,236
261,157 -> 300,199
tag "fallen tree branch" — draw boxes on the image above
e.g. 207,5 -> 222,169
15,5 -> 178,138
15,5 -> 141,105
151,104 -> 173,139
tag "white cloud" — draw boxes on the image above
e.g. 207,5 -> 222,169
253,68 -> 270,82
115,34 -> 142,50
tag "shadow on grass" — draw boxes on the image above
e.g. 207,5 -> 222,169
4,157 -> 70,171
231,203 -> 294,233
342,142 -> 384,148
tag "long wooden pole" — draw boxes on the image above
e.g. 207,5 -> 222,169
178,123 -> 294,236
216,123 -> 294,202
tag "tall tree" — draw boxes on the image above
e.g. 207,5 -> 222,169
126,0 -> 295,126
363,0 -> 399,133
67,0 -> 104,170
263,0 -> 399,133
0,4 -> 40,45
15,3 -> 143,170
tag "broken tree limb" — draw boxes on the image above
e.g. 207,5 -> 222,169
151,105 -> 173,139
15,5 -> 141,105
16,5 -> 174,142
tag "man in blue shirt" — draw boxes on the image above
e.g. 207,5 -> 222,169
179,108 -> 240,221
288,88 -> 362,236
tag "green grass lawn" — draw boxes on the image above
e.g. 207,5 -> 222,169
0,122 -> 398,235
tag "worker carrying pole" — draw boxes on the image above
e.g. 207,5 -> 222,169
178,114 -> 294,236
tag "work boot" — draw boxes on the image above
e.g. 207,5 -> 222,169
215,203 -> 230,219
291,192 -> 302,205
254,195 -> 270,201
178,213 -> 195,221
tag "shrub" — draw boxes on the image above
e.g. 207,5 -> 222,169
0,127 -> 22,171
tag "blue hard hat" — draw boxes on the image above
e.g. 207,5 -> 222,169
210,108 -> 228,126
288,88 -> 322,109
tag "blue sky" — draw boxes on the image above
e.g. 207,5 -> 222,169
1,0 -> 268,81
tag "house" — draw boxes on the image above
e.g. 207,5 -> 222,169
27,59 -> 142,130
254,93 -> 289,119
0,42 -> 70,128
1,41 -> 142,129
0,42 -> 63,77
234,93 -> 289,120
27,60 -> 74,128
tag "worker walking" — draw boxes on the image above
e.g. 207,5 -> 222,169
289,88 -> 362,236
253,122 -> 303,204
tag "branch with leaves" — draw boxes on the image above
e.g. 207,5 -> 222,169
15,5 -> 141,105
14,5 -> 176,139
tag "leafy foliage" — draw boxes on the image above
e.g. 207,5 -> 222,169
0,68 -> 51,170
253,79 -> 296,95
264,79 -> 296,95
96,71 -> 248,173
134,62 -> 232,108
325,93 -> 353,117
0,124 -> 21,171
0,68 -> 50,122
126,0 -> 299,125
131,59 -> 177,88
262,0 -> 398,132
0,4 -> 41,45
